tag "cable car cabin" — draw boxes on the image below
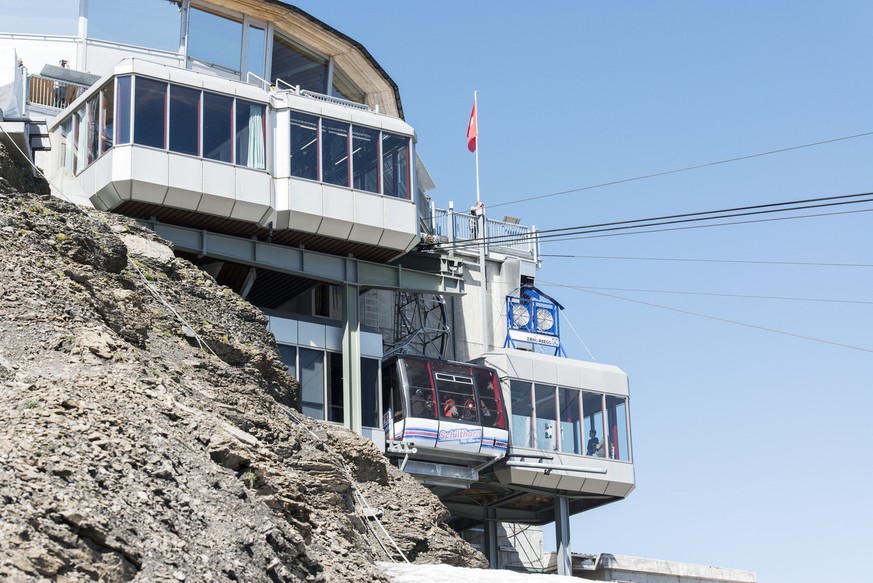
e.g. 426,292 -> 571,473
382,356 -> 509,467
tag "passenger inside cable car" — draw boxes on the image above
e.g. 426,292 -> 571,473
382,356 -> 508,461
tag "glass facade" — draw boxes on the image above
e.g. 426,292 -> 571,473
278,344 -> 381,428
188,6 -> 243,72
509,380 -> 631,461
272,35 -> 328,93
62,75 -> 267,176
290,114 -> 411,198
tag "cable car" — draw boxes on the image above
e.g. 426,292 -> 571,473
382,356 -> 509,464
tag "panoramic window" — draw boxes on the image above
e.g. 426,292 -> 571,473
583,391 -> 605,457
382,133 -> 409,199
188,6 -> 243,72
88,0 -> 180,52
235,100 -> 266,170
85,96 -> 99,166
321,118 -> 349,187
559,387 -> 582,454
99,84 -> 114,155
606,395 -> 630,461
331,70 -> 365,104
115,76 -> 131,146
535,384 -> 557,451
510,380 -> 534,448
245,24 -> 267,80
352,126 -> 379,193
169,84 -> 200,156
290,113 -> 319,180
327,352 -> 344,423
202,93 -> 233,163
289,114 -> 411,198
271,35 -> 328,92
299,348 -> 325,420
133,77 -> 166,149
361,358 -> 380,429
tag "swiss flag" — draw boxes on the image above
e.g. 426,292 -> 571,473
466,100 -> 478,152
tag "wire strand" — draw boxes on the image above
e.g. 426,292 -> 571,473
540,254 -> 873,269
567,287 -> 873,354
489,130 -> 873,209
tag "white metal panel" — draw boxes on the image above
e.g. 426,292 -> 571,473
360,330 -> 382,358
230,167 -> 271,222
92,150 -> 115,198
556,359 -> 583,388
129,148 -> 169,205
165,155 -> 203,210
325,324 -> 342,352
379,115 -> 414,136
349,190 -> 384,245
531,358 -> 559,386
603,370 -> 629,395
282,178 -> 323,231
268,316 -> 298,345
298,320 -> 327,349
198,160 -> 235,217
579,366 -> 607,392
318,184 -> 354,239
110,145 -> 133,201
272,110 -> 291,176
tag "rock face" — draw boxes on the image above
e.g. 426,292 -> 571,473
0,142 -> 487,582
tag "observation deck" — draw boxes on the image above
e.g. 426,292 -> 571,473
46,58 -> 419,264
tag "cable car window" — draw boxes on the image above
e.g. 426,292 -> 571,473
474,367 -> 504,429
403,359 -> 435,419
434,371 -> 475,421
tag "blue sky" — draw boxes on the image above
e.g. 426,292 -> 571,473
6,2 -> 872,581
288,2 -> 873,581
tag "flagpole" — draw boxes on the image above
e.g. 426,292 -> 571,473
472,91 -> 490,353
474,91 -> 481,204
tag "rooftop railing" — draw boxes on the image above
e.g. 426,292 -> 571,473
27,74 -> 90,111
428,202 -> 540,264
274,78 -> 373,112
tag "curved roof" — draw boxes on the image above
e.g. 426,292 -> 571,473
213,0 -> 404,118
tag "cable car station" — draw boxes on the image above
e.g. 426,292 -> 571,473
0,1 -> 635,575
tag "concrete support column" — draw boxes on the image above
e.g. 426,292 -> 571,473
77,0 -> 88,70
484,512 -> 499,569
555,496 -> 571,576
341,283 -> 362,435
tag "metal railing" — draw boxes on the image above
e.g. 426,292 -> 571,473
273,78 -> 372,112
428,203 -> 540,263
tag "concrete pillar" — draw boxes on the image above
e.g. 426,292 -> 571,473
555,496 -> 571,576
77,0 -> 88,70
341,283 -> 362,435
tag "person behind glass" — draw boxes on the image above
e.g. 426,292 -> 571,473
54,60 -> 68,108
443,398 -> 459,419
460,399 -> 477,421
586,429 -> 604,456
411,389 -> 429,418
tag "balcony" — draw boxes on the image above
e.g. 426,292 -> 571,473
427,203 -> 540,264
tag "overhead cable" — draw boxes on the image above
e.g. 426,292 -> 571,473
489,130 -> 873,209
557,286 -> 873,354
540,254 -> 873,269
436,192 -> 873,251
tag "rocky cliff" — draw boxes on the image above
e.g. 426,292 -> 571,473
0,142 -> 487,582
